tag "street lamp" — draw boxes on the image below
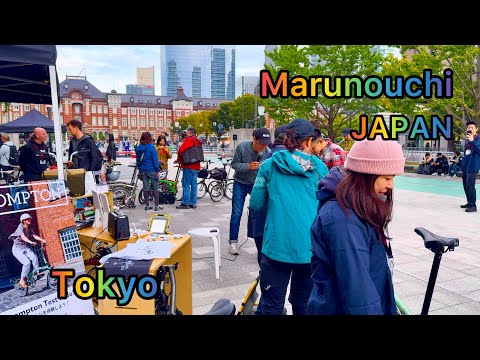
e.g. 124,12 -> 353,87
258,105 -> 265,128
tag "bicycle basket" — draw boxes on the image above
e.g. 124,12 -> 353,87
198,168 -> 209,179
210,168 -> 227,181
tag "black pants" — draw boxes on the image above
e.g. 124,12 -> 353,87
462,171 -> 479,207
258,255 -> 312,315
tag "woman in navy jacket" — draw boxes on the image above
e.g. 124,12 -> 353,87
308,136 -> 405,315
135,131 -> 162,211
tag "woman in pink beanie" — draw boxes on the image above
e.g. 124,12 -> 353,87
308,136 -> 405,315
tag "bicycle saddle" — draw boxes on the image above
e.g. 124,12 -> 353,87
414,227 -> 459,252
204,298 -> 236,315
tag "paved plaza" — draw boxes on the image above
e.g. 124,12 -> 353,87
114,155 -> 480,315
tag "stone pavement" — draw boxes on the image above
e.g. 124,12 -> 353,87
113,156 -> 480,315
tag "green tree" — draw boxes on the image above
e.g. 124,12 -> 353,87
263,45 -> 386,139
382,45 -> 480,145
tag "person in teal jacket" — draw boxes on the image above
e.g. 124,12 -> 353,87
250,118 -> 328,315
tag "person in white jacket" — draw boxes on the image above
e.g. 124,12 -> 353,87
0,134 -> 15,180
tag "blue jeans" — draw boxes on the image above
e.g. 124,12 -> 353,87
229,181 -> 254,242
448,164 -> 459,176
257,255 -> 312,315
181,168 -> 199,206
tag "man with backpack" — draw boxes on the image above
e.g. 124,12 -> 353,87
176,126 -> 203,209
0,134 -> 18,180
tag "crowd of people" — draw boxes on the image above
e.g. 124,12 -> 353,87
1,117 -> 479,313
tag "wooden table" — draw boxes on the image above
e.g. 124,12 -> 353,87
78,227 -> 192,315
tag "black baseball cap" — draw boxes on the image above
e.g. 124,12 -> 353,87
253,128 -> 271,145
287,118 -> 316,140
342,128 -> 351,135
274,124 -> 288,139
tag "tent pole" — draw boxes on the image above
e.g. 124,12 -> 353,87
49,65 -> 65,181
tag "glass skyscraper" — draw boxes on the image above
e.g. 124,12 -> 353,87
160,45 -> 236,99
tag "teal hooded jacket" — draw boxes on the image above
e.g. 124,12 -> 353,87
250,149 -> 329,264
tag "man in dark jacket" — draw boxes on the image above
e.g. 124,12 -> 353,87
66,119 -> 102,171
18,127 -> 52,182
461,120 -> 480,212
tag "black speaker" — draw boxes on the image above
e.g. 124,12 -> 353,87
233,134 -> 237,141
108,211 -> 131,240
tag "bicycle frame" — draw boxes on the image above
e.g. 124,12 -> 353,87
395,227 -> 459,315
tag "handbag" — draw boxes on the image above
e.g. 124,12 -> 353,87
181,140 -> 204,165
42,168 -> 87,196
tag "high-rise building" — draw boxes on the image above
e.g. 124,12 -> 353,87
161,45 -> 236,99
137,66 -> 155,88
126,66 -> 155,95
235,76 -> 259,98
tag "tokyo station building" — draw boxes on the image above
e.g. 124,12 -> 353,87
0,75 -> 231,142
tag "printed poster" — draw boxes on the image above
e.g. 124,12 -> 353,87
0,180 -> 95,315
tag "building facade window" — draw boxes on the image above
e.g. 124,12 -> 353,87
131,109 -> 136,115
140,109 -> 146,115
122,118 -> 127,127
92,105 -> 96,113
113,117 -> 118,126
122,108 -> 127,115
74,104 -> 81,114
24,105 -> 30,111
98,106 -> 102,114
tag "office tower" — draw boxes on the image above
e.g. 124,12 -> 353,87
161,45 -> 236,99
235,76 -> 260,98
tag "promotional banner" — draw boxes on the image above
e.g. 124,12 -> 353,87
0,180 -> 95,315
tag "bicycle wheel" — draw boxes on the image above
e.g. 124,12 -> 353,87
138,189 -> 154,205
225,179 -> 234,200
110,186 -> 131,208
207,180 -> 220,194
197,180 -> 207,199
210,183 -> 225,202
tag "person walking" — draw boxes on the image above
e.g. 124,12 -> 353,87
228,128 -> 271,255
135,131 -> 162,211
176,127 -> 203,209
461,121 -> 480,212
308,136 -> 405,315
249,119 -> 329,315
18,127 -> 52,182
105,134 -> 117,163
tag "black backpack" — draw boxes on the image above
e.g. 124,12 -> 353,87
8,145 -> 19,166
181,137 -> 204,164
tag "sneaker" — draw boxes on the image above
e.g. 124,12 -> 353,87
452,174 -> 457,177
460,204 -> 469,208
188,205 -> 197,209
228,243 -> 239,255
431,173 -> 437,176
145,206 -> 153,211
440,173 -> 445,176
154,206 -> 163,211
465,207 -> 477,212
176,204 -> 189,209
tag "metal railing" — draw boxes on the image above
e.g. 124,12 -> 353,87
403,149 -> 455,162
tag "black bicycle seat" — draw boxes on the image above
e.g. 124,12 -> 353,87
203,298 -> 236,315
414,227 -> 459,252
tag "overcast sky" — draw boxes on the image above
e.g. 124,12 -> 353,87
56,45 -> 266,94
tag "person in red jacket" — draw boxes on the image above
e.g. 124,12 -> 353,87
177,127 -> 203,209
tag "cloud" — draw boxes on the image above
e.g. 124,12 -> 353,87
56,45 -> 266,94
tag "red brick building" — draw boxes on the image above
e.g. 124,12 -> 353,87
0,75 -> 231,143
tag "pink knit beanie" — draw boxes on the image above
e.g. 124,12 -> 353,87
344,136 -> 405,175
